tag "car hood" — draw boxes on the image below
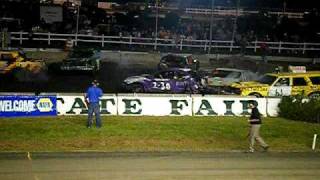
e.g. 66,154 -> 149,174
65,57 -> 90,62
124,74 -> 150,84
231,81 -> 269,88
208,77 -> 238,86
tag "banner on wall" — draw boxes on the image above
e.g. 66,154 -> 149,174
266,98 -> 281,117
117,95 -> 192,116
192,96 -> 267,116
0,96 -> 57,117
57,95 -> 118,115
56,94 -> 282,117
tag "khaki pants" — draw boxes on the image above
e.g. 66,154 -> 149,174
249,124 -> 268,151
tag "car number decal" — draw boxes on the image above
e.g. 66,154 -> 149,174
269,86 -> 292,96
152,82 -> 171,90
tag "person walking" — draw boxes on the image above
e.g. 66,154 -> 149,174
247,100 -> 269,152
85,80 -> 103,128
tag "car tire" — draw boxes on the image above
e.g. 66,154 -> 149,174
158,63 -> 168,70
309,92 -> 320,99
12,67 -> 32,82
194,61 -> 200,71
249,92 -> 263,98
130,83 -> 144,93
48,62 -> 61,74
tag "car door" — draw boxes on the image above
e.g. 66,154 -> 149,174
150,71 -> 173,93
0,53 -> 15,73
291,77 -> 310,96
169,71 -> 189,93
0,53 -> 8,72
268,77 -> 292,96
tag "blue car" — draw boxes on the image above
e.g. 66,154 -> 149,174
123,68 -> 200,93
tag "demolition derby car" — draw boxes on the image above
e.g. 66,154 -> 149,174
158,54 -> 200,71
59,48 -> 101,73
123,68 -> 201,93
228,71 -> 320,98
202,68 -> 260,86
0,50 -> 47,82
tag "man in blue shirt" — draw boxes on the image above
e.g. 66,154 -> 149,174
85,80 -> 103,128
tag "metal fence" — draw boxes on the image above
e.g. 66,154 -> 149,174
8,31 -> 320,56
185,8 -> 305,19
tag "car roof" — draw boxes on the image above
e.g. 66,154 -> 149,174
266,71 -> 320,77
215,68 -> 247,72
0,50 -> 19,53
159,68 -> 192,72
200,68 -> 247,72
162,54 -> 192,58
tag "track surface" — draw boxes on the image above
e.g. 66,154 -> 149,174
0,152 -> 319,180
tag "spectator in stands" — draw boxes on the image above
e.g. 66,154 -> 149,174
260,41 -> 269,63
64,38 -> 74,52
240,35 -> 248,56
27,29 -> 34,47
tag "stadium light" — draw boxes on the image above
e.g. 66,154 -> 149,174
154,0 -> 159,50
75,2 -> 80,46
208,0 -> 215,54
231,0 -> 240,44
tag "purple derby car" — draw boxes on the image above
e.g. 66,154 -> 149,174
123,68 -> 200,93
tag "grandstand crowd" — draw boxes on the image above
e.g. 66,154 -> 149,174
1,0 -> 319,44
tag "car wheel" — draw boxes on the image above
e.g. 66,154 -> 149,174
12,67 -> 32,82
249,92 -> 262,98
309,92 -> 320,99
131,84 -> 144,93
48,62 -> 61,74
158,63 -> 168,70
193,61 -> 200,71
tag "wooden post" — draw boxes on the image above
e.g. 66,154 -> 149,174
254,40 -> 257,52
229,41 -> 233,52
278,41 -> 282,54
48,32 -> 51,45
303,42 -> 306,54
101,34 -> 104,47
20,31 -> 23,45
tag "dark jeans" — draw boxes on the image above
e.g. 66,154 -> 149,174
87,102 -> 101,128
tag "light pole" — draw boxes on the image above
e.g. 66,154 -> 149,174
231,0 -> 240,43
75,3 -> 80,46
208,0 -> 215,54
283,0 -> 287,13
154,0 -> 159,50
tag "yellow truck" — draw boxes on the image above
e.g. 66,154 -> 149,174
229,71 -> 320,98
0,50 -> 47,81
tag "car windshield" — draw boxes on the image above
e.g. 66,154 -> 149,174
257,75 -> 277,85
225,72 -> 241,79
212,70 -> 232,78
18,51 -> 27,59
69,49 -> 94,58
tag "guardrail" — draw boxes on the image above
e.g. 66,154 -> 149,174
9,32 -> 320,55
185,8 -> 305,19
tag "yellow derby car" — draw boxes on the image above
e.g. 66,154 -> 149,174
0,50 -> 47,82
229,71 -> 320,98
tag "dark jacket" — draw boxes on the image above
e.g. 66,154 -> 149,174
249,107 -> 261,124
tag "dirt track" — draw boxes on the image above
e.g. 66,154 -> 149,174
0,152 -> 319,180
